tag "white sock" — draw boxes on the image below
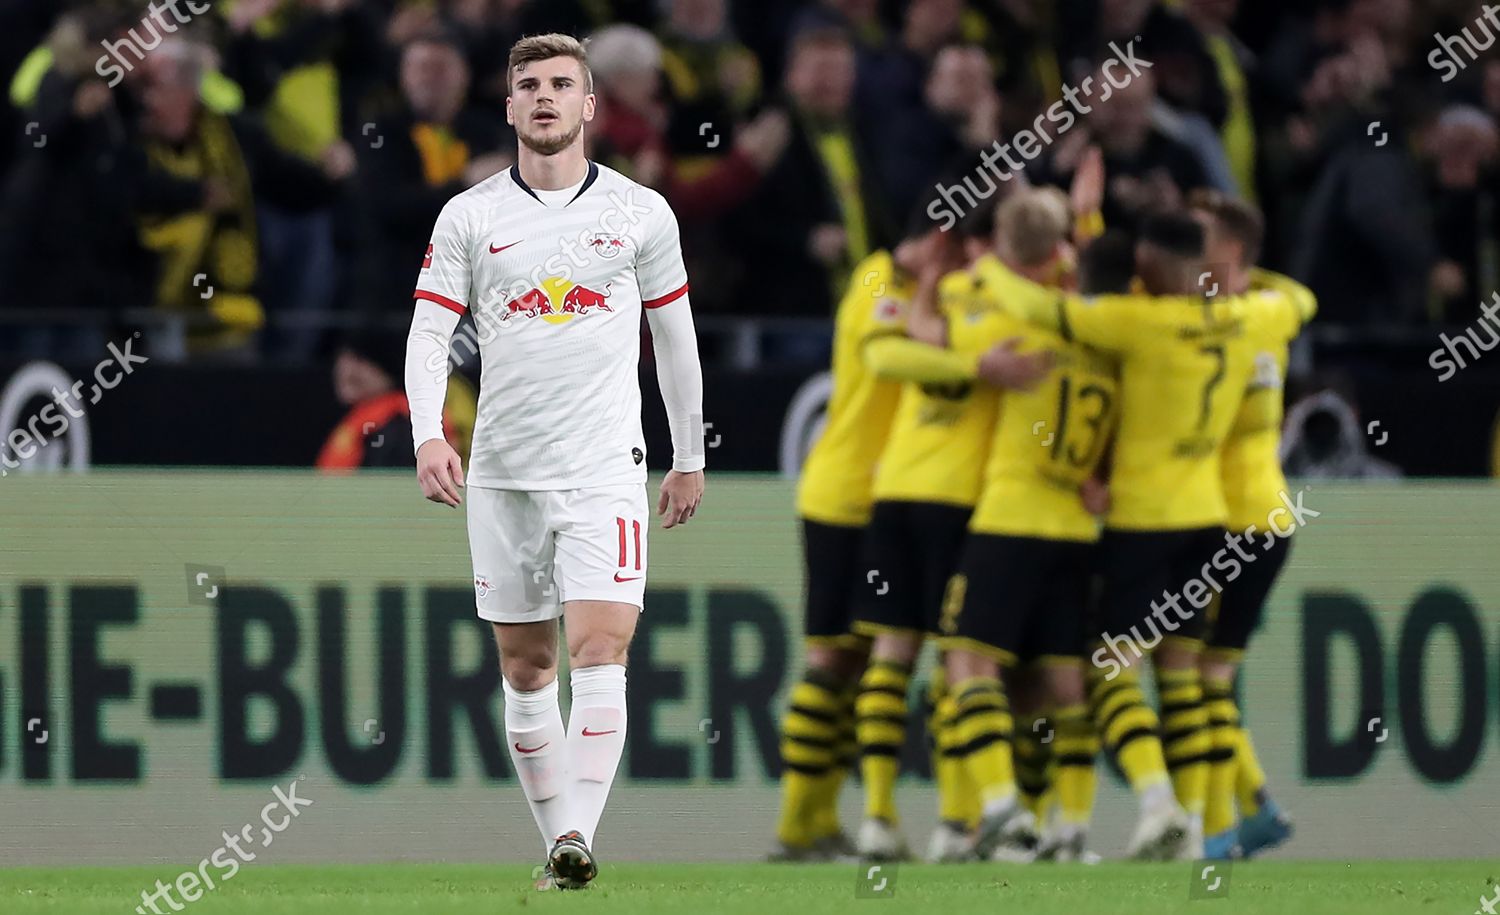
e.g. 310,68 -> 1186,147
566,664 -> 628,848
503,678 -> 571,854
981,789 -> 1018,819
1141,780 -> 1176,814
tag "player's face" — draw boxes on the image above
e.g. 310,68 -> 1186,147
1191,210 -> 1250,295
508,56 -> 595,156
1135,241 -> 1200,296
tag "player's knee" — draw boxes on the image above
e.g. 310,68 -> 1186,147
945,649 -> 996,683
872,632 -> 921,666
1200,654 -> 1238,684
804,644 -> 839,671
1041,667 -> 1086,706
806,644 -> 869,681
1154,641 -> 1199,671
499,643 -> 558,691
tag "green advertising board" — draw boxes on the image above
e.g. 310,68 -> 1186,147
0,474 -> 1496,863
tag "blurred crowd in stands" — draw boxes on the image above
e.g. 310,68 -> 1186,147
3,0 -> 1500,366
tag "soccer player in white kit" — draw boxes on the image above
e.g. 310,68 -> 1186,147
403,34 -> 705,890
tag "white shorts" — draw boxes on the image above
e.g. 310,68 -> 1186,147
466,483 -> 649,623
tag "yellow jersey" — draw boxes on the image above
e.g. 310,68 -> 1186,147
950,300 -> 1119,542
979,259 -> 1314,531
1221,269 -> 1318,532
870,270 -> 1000,508
797,251 -> 911,526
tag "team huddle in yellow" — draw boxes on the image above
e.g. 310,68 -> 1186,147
775,162 -> 1315,865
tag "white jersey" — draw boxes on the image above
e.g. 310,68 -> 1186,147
414,162 -> 690,490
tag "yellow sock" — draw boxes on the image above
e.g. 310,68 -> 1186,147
1235,725 -> 1268,817
776,668 -> 846,846
1159,667 -> 1210,816
1013,716 -> 1049,818
1038,780 -> 1062,822
1053,703 -> 1099,826
959,743 -> 981,827
932,693 -> 975,825
1203,676 -> 1239,836
856,660 -> 911,823
809,684 -> 859,839
952,676 -> 1017,809
1088,663 -> 1170,794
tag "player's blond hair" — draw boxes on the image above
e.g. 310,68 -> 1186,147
1188,188 -> 1264,267
508,33 -> 593,95
996,188 -> 1071,267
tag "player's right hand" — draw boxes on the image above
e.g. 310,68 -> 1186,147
416,439 -> 465,508
1080,476 -> 1111,517
977,338 -> 1053,391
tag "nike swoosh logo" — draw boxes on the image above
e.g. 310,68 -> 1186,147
514,741 -> 549,754
581,728 -> 617,737
490,241 -> 521,254
613,573 -> 642,582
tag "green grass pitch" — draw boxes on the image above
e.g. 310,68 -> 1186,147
4,861 -> 1497,914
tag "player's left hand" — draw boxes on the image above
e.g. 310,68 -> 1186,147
658,470 -> 704,529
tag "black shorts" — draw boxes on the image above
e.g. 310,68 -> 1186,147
801,518 -> 869,645
1096,527 -> 1227,648
852,500 -> 972,638
942,533 -> 1095,665
1207,532 -> 1293,652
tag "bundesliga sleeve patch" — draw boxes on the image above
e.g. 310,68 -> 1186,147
422,244 -> 434,269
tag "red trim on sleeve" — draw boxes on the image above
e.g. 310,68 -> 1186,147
642,283 -> 690,309
414,290 -> 467,315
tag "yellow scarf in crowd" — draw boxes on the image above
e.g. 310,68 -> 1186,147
410,124 -> 471,186
809,120 -> 871,306
138,109 -> 263,348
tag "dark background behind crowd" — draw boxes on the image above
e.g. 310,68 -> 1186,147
1,0 -> 1499,476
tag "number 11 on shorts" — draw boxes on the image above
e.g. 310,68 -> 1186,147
615,517 -> 643,582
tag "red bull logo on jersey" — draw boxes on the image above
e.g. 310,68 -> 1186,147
560,283 -> 612,315
588,233 -> 627,259
499,278 -> 614,325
